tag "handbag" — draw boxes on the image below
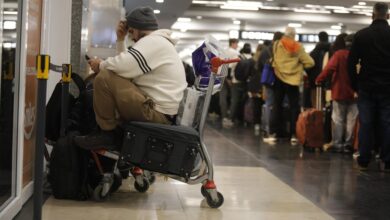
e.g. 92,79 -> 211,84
260,42 -> 279,86
261,63 -> 275,86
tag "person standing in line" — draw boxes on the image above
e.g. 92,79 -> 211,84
316,33 -> 358,153
229,43 -> 252,126
259,32 -> 283,139
306,31 -> 331,108
348,2 -> 390,171
248,44 -> 266,135
264,27 -> 314,144
221,38 -> 239,128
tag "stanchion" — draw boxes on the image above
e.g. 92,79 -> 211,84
33,55 -> 72,220
60,64 -> 72,137
34,54 -> 50,220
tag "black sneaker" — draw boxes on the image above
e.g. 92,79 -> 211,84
74,130 -> 116,150
356,157 -> 369,171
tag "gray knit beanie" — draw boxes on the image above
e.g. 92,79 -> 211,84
126,7 -> 158,30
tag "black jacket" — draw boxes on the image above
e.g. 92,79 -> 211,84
348,19 -> 390,92
306,42 -> 331,88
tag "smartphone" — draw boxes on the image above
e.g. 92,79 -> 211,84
85,54 -> 90,61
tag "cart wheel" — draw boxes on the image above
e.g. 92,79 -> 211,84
93,184 -> 110,202
134,177 -> 150,193
110,173 -> 122,193
206,191 -> 224,208
148,174 -> 156,185
201,186 -> 208,197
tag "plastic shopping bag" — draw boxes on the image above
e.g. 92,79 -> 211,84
176,87 -> 205,128
192,35 -> 226,88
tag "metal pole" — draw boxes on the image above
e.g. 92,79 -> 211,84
34,55 -> 50,220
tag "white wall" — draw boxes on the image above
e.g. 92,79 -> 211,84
41,0 -> 72,101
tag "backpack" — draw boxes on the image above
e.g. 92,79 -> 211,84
48,131 -> 90,200
234,55 -> 255,82
45,73 -> 86,142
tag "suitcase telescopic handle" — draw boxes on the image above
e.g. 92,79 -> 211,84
316,86 -> 322,110
210,57 -> 240,73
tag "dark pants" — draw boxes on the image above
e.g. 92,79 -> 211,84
270,78 -> 300,137
357,90 -> 390,164
252,97 -> 263,124
230,82 -> 247,122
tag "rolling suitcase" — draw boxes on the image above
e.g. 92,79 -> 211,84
296,87 -> 323,148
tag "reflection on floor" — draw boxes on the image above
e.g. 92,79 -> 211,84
43,166 -> 333,220
14,123 -> 390,220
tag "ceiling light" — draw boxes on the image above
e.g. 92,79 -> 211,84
220,1 -> 262,11
196,16 -> 202,19
192,1 -> 225,5
4,11 -> 17,15
333,10 -> 350,14
156,0 -> 164,3
324,6 -> 346,10
153,9 -> 160,14
331,25 -> 342,30
221,5 -> 259,11
305,4 -> 321,8
288,23 -> 302,28
261,6 -> 281,10
177,17 -> 191,22
233,20 -> 241,25
358,2 -> 366,6
294,9 -> 331,14
3,21 -> 16,30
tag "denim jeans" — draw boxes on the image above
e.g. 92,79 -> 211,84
357,90 -> 390,164
332,100 -> 358,149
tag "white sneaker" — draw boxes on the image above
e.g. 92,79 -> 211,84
222,118 -> 234,128
290,135 -> 298,145
254,124 -> 261,136
263,134 -> 277,143
353,151 -> 360,160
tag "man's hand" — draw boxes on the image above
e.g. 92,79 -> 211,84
88,58 -> 102,73
116,20 -> 128,41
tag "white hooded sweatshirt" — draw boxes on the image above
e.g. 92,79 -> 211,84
100,29 -> 187,115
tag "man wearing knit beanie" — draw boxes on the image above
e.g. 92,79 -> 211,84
75,6 -> 187,149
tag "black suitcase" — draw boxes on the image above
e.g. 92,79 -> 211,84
120,121 -> 201,180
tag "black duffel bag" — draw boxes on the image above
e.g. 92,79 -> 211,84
120,122 -> 201,180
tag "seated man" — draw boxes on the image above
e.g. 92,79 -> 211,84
75,7 -> 187,149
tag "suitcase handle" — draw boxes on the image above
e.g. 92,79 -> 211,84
316,86 -> 322,111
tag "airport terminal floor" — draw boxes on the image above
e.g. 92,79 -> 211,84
14,121 -> 390,220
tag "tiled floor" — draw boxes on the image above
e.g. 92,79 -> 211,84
42,166 -> 333,220
14,123 -> 390,220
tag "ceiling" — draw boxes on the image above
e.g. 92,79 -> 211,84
129,0 -> 389,58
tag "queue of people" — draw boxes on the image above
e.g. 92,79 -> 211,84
213,2 -> 390,172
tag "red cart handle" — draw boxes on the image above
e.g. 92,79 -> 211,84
210,57 -> 241,73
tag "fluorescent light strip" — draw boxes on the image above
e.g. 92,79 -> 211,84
220,5 -> 259,11
177,17 -> 191,22
324,5 -> 346,10
288,23 -> 302,28
156,0 -> 164,3
4,11 -> 17,15
192,1 -> 225,5
294,9 -> 331,14
333,10 -> 350,14
153,9 -> 160,14
331,25 -> 342,30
